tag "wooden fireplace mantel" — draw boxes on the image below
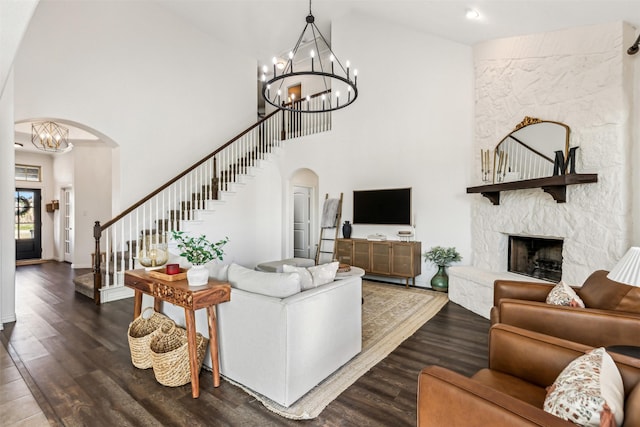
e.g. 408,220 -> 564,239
466,173 -> 598,205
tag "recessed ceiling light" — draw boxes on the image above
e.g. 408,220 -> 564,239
14,142 -> 23,148
465,8 -> 480,20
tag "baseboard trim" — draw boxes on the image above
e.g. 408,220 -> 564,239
99,286 -> 134,303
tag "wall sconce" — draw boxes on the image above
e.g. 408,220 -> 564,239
46,200 -> 60,213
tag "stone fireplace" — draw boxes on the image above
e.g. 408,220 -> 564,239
508,236 -> 563,282
448,21 -> 636,320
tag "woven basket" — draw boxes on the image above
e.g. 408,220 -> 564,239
127,307 -> 170,369
150,320 -> 208,387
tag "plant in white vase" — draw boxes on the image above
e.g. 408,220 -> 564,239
171,230 -> 229,286
423,246 -> 462,293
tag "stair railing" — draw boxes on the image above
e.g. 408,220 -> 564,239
92,93 -> 331,303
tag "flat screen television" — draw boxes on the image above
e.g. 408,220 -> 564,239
353,188 -> 411,225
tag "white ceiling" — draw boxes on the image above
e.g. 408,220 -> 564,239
16,0 -> 640,153
159,0 -> 640,67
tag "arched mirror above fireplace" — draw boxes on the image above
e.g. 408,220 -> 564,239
493,117 -> 569,183
468,116 -> 597,205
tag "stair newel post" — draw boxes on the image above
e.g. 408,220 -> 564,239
93,221 -> 103,305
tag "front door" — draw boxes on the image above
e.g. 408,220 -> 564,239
293,186 -> 311,258
15,188 -> 42,260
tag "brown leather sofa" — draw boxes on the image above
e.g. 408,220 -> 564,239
417,324 -> 640,426
490,270 -> 640,347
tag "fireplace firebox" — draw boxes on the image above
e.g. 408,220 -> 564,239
508,236 -> 563,282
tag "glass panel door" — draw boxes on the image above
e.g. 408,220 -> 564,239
63,188 -> 73,262
15,188 -> 42,260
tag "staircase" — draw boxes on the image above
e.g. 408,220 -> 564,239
90,97 -> 332,304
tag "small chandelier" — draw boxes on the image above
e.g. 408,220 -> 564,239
261,0 -> 358,113
31,121 -> 69,152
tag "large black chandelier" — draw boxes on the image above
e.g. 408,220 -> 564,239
261,0 -> 358,113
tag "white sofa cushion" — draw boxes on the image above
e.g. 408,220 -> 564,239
282,264 -> 314,290
228,263 -> 301,298
283,261 -> 339,291
308,261 -> 339,287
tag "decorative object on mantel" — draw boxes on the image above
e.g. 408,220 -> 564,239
480,149 -> 492,183
342,220 -> 352,238
171,230 -> 229,286
423,246 -> 462,293
260,0 -> 358,113
628,32 -> 640,55
493,117 -> 571,184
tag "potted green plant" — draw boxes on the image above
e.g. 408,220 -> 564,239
423,246 -> 462,292
171,230 -> 229,286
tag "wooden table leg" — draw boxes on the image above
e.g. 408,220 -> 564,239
184,308 -> 200,398
133,290 -> 143,320
153,297 -> 162,313
206,306 -> 221,387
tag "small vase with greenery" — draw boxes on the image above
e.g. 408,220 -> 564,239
171,230 -> 229,285
423,246 -> 462,293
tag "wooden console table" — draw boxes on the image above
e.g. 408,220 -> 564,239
336,239 -> 421,287
124,269 -> 231,398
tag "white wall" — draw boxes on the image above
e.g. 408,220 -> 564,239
470,22 -> 634,284
70,145 -> 113,268
1,74 -> 16,326
14,0 -> 256,209
278,13 -> 474,287
0,0 -> 38,97
0,0 -> 39,331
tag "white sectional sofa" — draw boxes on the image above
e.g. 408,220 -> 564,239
146,262 -> 362,407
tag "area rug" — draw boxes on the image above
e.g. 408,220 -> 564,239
223,280 -> 449,419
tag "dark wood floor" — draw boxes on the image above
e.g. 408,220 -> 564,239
2,262 -> 490,426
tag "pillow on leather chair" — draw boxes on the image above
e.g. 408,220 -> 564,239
544,347 -> 624,426
577,270 -> 640,314
547,280 -> 585,307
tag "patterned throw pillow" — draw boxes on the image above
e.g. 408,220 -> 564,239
544,348 -> 624,427
546,280 -> 586,308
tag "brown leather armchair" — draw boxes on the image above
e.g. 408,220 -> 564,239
417,324 -> 640,427
490,270 -> 640,347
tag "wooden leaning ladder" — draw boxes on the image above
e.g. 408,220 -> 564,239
315,193 -> 343,265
